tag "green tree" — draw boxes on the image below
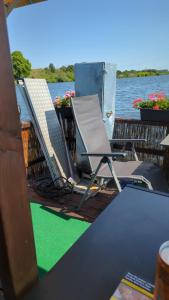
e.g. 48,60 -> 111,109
66,65 -> 74,72
11,51 -> 31,79
49,63 -> 56,73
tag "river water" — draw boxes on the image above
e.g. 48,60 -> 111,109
48,74 -> 169,119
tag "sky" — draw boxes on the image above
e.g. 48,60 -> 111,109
6,0 -> 169,70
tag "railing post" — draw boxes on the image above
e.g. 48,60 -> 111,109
0,1 -> 38,299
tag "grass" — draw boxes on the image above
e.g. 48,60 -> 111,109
30,203 -> 90,277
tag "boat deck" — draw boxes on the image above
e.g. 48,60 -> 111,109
28,183 -> 118,223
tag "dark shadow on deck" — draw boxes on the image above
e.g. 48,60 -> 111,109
28,182 -> 118,223
38,266 -> 48,278
40,206 -> 79,221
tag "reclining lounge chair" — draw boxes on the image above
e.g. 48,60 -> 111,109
72,94 -> 168,209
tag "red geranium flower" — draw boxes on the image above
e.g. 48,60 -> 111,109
153,105 -> 160,110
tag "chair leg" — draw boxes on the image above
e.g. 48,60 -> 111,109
141,177 -> 153,190
76,157 -> 123,210
76,159 -> 104,210
132,143 -> 139,161
107,158 -> 122,192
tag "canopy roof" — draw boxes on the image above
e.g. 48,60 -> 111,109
4,0 -> 46,8
4,0 -> 46,16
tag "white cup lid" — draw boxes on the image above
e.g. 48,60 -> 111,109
159,241 -> 169,265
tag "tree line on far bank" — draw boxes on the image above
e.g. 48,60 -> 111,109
117,69 -> 169,78
11,51 -> 169,82
31,63 -> 74,82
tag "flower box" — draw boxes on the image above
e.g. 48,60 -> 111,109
53,90 -> 75,119
55,106 -> 73,119
140,108 -> 169,122
133,92 -> 169,122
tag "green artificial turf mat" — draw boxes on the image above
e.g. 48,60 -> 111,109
30,203 -> 90,277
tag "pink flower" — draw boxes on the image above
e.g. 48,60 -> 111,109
148,92 -> 166,102
70,91 -> 75,97
148,93 -> 157,101
65,90 -> 71,95
64,90 -> 75,99
133,92 -> 169,111
156,92 -> 166,101
133,98 -> 143,109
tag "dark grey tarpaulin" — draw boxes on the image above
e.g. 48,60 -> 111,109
72,94 -> 168,208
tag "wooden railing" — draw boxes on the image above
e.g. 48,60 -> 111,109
113,118 -> 169,164
21,117 -> 169,181
21,122 -> 47,178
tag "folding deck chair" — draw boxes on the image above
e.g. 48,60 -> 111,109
17,78 -> 76,183
72,94 -> 168,209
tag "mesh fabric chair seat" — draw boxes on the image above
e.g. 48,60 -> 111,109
72,94 -> 168,208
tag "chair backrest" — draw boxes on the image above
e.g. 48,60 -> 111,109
72,95 -> 111,173
23,78 -> 71,180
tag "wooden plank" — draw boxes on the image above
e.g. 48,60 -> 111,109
115,117 -> 169,126
4,0 -> 20,16
4,0 -> 47,16
21,127 -> 30,168
4,0 -> 46,8
0,1 -> 38,299
112,143 -> 165,156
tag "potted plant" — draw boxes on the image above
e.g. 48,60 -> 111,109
54,90 -> 75,118
133,92 -> 169,122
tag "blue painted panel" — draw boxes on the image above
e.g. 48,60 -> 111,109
74,62 -> 116,138
75,62 -> 104,109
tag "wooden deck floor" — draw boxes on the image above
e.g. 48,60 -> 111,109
28,183 -> 118,223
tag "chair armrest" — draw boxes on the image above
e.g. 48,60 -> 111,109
81,152 -> 126,158
110,138 -> 147,143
